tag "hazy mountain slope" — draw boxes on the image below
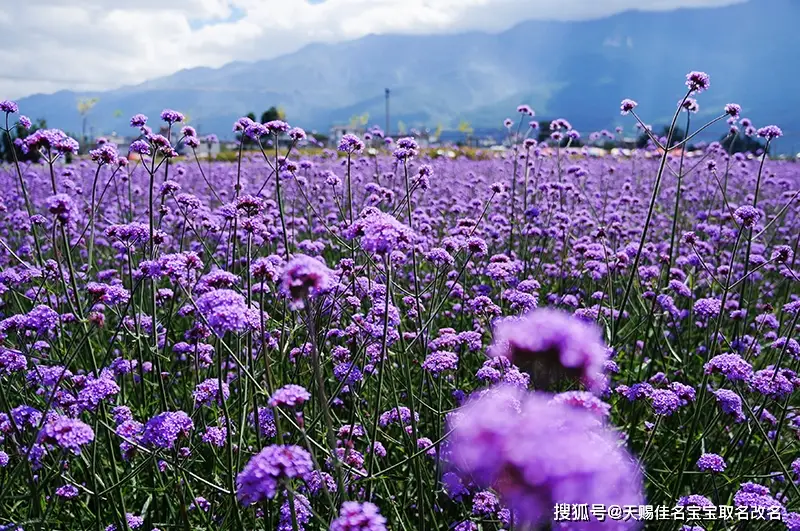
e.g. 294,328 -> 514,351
16,0 -> 799,149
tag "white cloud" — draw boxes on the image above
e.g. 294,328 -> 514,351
0,0 -> 742,99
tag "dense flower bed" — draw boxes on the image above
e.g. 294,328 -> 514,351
0,72 -> 798,530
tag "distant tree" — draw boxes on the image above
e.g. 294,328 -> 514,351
720,132 -> 767,155
1,118 -> 47,163
566,137 -> 584,148
601,140 -> 617,151
348,113 -> 369,129
457,119 -> 473,146
311,133 -> 329,145
77,97 -> 99,151
536,121 -> 552,143
260,107 -> 281,124
637,125 -> 686,149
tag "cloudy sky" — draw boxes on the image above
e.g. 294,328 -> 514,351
1,0 -> 741,99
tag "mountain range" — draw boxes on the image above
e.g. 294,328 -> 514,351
15,0 -> 800,150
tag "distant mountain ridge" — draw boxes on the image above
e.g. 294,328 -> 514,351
15,0 -> 800,151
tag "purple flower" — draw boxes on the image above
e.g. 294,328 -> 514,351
250,255 -> 285,283
46,194 -> 76,224
442,471 -> 468,500
141,411 -> 194,449
649,389 -> 681,416
0,348 -> 27,375
55,484 -> 79,498
38,416 -> 94,454
694,298 -> 722,319
193,378 -> 230,406
76,376 -> 120,413
305,471 -> 337,496
771,337 -> 800,360
418,437 -> 437,457
18,115 -> 31,129
269,384 -> 311,408
685,71 -> 710,92
757,125 -> 783,140
105,513 -> 143,531
245,122 -> 268,139
476,356 -> 530,389
771,246 -> 794,264
697,453 -> 726,473
714,389 -> 745,422
195,289 -> 251,335
87,282 -> 131,306
252,407 -> 277,438
129,140 -> 150,155
338,134 -> 365,154
0,451 -> 8,467
130,114 -> 148,128
792,458 -> 800,481
278,492 -> 311,531
379,406 -> 418,428
517,104 -> 534,116
89,144 -> 119,166
734,206 -> 761,228
23,129 -> 79,155
749,368 -> 794,400
393,137 -> 419,160
0,100 -> 19,114
725,103 -> 742,118
160,109 -> 184,124
472,490 -> 499,516
265,120 -> 291,134
334,363 -> 363,384
447,386 -> 643,527
550,391 -> 611,418
422,351 -> 458,375
289,127 -> 306,141
677,494 -> 714,507
12,405 -> 42,429
236,445 -> 314,505
201,426 -> 227,447
280,254 -> 334,310
620,99 -> 638,115
488,309 -> 608,394
704,353 -> 753,382
330,501 -> 387,531
734,482 -> 785,516
679,98 -> 699,113
346,208 -> 416,255
784,301 -> 800,315
669,382 -> 696,403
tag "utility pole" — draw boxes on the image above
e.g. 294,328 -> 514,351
385,88 -> 390,137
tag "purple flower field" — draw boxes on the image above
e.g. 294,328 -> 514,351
0,72 -> 799,530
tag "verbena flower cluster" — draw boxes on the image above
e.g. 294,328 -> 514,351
0,70 -> 799,530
